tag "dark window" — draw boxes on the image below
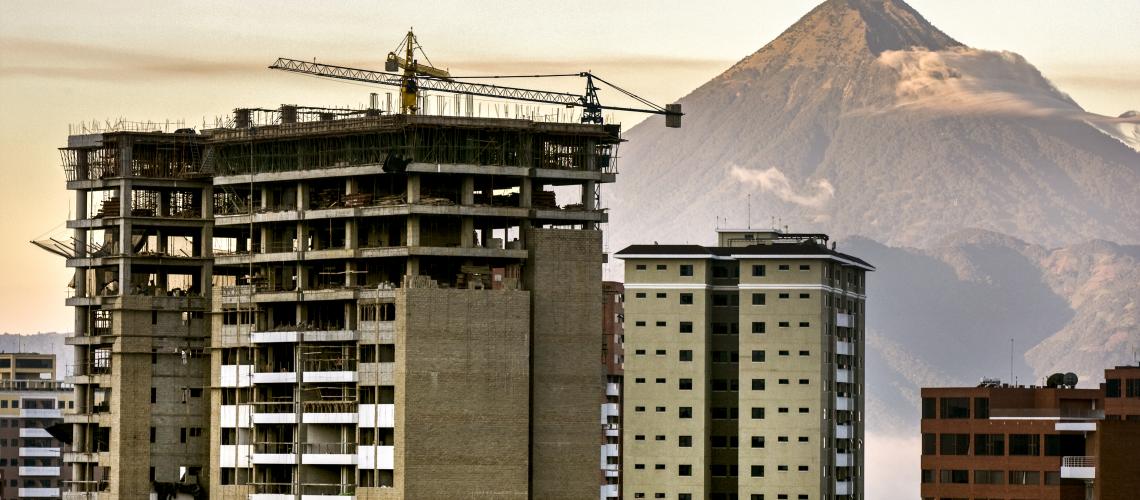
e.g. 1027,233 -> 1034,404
636,264 -> 647,270
751,465 -> 764,477
679,464 -> 692,476
679,322 -> 693,333
151,387 -> 157,404
799,350 -> 809,356
655,349 -> 666,356
921,469 -> 934,483
752,293 -> 766,305
1128,379 -> 1140,397
150,427 -> 156,443
975,470 -> 1004,484
656,264 -> 667,270
974,434 -> 1004,456
680,265 -> 693,277
655,321 -> 666,327
751,322 -> 766,334
974,397 -> 990,419
752,350 -> 765,362
679,436 -> 692,447
778,264 -> 790,271
752,379 -> 765,391
635,321 -> 646,327
778,293 -> 790,299
679,407 -> 692,418
1106,378 -> 1122,397
940,433 -> 970,455
939,397 -> 970,419
799,264 -> 810,271
679,379 -> 692,390
752,265 -> 766,277
635,349 -> 646,355
1009,434 -> 1040,456
635,378 -> 645,383
778,321 -> 790,328
751,407 -> 765,419
798,436 -> 809,442
921,433 -> 936,455
751,436 -> 765,448
921,397 -> 936,419
939,469 -> 968,484
679,293 -> 693,305
656,292 -> 667,299
1009,470 -> 1041,485
679,350 -> 693,362
655,378 -> 666,384
798,322 -> 810,328
635,292 -> 647,298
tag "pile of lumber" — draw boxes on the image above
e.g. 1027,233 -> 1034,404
533,190 -> 557,209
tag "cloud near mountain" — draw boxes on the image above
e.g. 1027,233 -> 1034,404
729,165 -> 835,209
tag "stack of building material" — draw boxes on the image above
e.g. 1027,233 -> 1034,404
374,193 -> 407,206
533,190 -> 557,209
96,197 -> 121,218
341,193 -> 373,208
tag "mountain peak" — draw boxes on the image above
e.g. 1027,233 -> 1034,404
832,0 -> 962,53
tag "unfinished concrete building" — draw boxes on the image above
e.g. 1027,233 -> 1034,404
59,107 -> 617,499
59,130 -> 213,498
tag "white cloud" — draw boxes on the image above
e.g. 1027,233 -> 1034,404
729,165 -> 834,209
866,432 -> 921,500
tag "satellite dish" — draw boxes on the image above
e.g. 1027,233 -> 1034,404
1046,373 -> 1064,388
1063,372 -> 1078,388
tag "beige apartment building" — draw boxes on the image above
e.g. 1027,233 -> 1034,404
617,229 -> 871,500
0,354 -> 75,499
55,105 -> 618,499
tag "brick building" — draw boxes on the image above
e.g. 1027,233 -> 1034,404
920,365 -> 1140,500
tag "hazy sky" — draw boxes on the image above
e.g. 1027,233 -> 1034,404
1,0 -> 1138,334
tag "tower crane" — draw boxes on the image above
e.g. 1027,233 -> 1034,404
269,29 -> 682,128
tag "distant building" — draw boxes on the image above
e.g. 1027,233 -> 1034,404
920,365 -> 1140,500
0,353 -> 74,499
601,281 -> 624,499
617,228 -> 872,500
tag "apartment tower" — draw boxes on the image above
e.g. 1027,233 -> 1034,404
0,353 -> 74,499
617,229 -> 872,500
601,281 -> 625,499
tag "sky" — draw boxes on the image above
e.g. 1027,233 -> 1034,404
1,0 -> 1138,335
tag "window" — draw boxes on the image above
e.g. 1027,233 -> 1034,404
939,397 -> 970,419
921,397 -> 936,419
751,322 -> 766,334
799,264 -> 811,271
679,350 -> 693,362
777,465 -> 788,471
751,436 -> 765,448
752,293 -> 766,305
656,407 -> 666,412
940,434 -> 970,455
939,469 -> 968,484
797,466 -> 809,471
778,407 -> 789,414
751,465 -> 764,477
798,436 -> 809,442
778,264 -> 790,271
711,407 -> 739,419
1106,378 -> 1122,397
635,435 -> 645,441
679,379 -> 693,390
636,264 -> 647,270
679,407 -> 692,418
974,397 -> 990,419
1009,434 -> 1040,456
752,350 -> 765,362
679,293 -> 693,305
778,321 -> 790,328
798,322 -> 810,328
151,387 -> 157,404
635,321 -> 646,327
654,464 -> 665,470
679,435 -> 692,447
1045,471 -> 1062,485
635,292 -> 647,298
974,434 -> 1004,456
752,379 -> 765,391
635,378 -> 646,383
679,322 -> 693,333
799,350 -> 809,356
634,464 -> 646,470
751,407 -> 765,419
655,378 -> 666,384
921,433 -> 936,455
655,321 -> 666,327
655,349 -> 666,356
975,470 -> 1004,484
777,436 -> 789,442
798,293 -> 810,299
798,379 -> 809,385
1008,470 -> 1041,485
635,406 -> 646,412
778,293 -> 790,299
752,265 -> 766,277
798,408 -> 809,414
920,469 -> 934,484
655,435 -> 666,441
635,349 -> 646,355
655,264 -> 667,270
680,265 -> 693,277
679,464 -> 692,476
778,379 -> 789,385
679,495 -> 692,500
656,292 -> 667,299
150,427 -> 156,443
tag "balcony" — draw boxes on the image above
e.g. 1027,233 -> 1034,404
606,382 -> 620,397
601,443 -> 619,459
220,404 -> 253,427
835,481 -> 852,496
357,362 -> 395,385
19,488 -> 61,498
249,482 -> 356,500
836,340 -> 854,356
836,312 -> 854,328
358,404 -> 395,428
302,442 -> 358,465
20,466 -> 62,476
251,443 -> 297,465
600,403 -> 619,423
603,423 -> 620,437
1056,422 -> 1098,432
21,408 -> 62,419
1061,456 -> 1095,479
301,358 -> 358,383
250,330 -> 299,343
835,453 -> 852,467
252,369 -> 297,384
836,424 -> 852,439
836,368 -> 852,383
601,484 -> 619,498
251,402 -> 297,424
219,444 -> 253,468
357,445 -> 394,470
836,397 -> 853,411
20,447 -> 61,457
220,364 -> 253,387
990,408 -> 1104,420
20,428 -> 54,438
302,401 -> 358,424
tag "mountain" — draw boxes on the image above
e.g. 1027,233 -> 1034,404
607,0 -> 1140,252
847,232 -> 1140,433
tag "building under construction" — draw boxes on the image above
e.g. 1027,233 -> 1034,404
55,106 -> 621,499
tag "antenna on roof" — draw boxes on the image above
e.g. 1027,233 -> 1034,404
747,194 -> 751,229
1009,338 -> 1014,386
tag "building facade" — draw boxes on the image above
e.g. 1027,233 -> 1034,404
617,229 -> 872,500
59,109 -> 618,499
601,281 -> 625,499
0,354 -> 74,499
920,365 -> 1140,500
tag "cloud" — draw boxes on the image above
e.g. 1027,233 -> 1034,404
0,37 -> 258,81
730,165 -> 834,209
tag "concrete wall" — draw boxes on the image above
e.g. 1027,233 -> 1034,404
526,228 -> 604,499
398,288 -> 531,499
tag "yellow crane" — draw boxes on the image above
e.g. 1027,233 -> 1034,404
384,29 -> 451,114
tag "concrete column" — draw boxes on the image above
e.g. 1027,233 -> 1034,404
461,175 -> 475,205
118,179 -> 132,292
406,216 -> 420,247
461,217 -> 475,248
345,261 -> 357,287
259,226 -> 270,254
407,174 -> 421,204
520,178 -> 533,208
297,182 -> 308,211
346,178 -> 358,249
582,180 -> 597,230
261,186 -> 270,210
